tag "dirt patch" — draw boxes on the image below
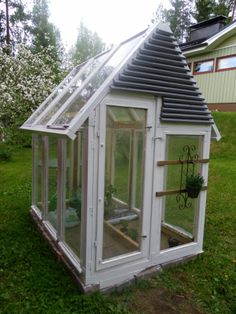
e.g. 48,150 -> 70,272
129,288 -> 203,314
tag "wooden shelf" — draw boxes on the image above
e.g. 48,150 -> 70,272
157,158 -> 209,166
156,186 -> 207,197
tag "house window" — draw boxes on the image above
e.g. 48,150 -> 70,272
193,59 -> 214,74
217,55 -> 236,71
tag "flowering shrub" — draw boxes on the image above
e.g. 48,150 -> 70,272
0,44 -> 61,145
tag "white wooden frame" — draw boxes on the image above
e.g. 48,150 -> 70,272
150,120 -> 211,264
95,94 -> 155,271
30,91 -> 212,290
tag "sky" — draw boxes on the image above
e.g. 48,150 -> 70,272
48,0 -> 167,49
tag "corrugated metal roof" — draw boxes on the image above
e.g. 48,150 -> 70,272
111,26 -> 213,124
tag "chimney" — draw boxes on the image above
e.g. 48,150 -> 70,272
188,15 -> 227,42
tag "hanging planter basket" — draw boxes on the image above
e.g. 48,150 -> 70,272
186,186 -> 201,198
186,174 -> 204,199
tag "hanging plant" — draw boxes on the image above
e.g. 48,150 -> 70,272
186,174 -> 204,198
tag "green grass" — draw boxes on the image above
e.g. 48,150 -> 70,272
0,112 -> 236,313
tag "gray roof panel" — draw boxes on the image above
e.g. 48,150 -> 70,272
111,25 -> 213,124
123,69 -> 195,85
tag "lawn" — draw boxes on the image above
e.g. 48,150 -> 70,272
0,112 -> 235,313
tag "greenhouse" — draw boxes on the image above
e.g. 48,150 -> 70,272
21,21 -> 220,292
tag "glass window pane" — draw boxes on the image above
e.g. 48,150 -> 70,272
161,194 -> 195,250
34,136 -> 43,212
161,135 -> 203,250
47,137 -> 58,230
134,131 -> 145,209
64,123 -> 87,258
26,65 -> 83,125
194,60 -> 214,73
36,53 -> 109,125
103,106 -> 146,260
52,34 -> 143,126
217,55 -> 236,70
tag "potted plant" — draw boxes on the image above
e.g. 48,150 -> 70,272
186,173 -> 204,198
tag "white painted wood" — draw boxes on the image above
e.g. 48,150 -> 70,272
131,130 -> 138,209
211,123 -> 221,141
84,107 -> 100,284
32,135 -> 37,206
149,96 -> 164,260
95,94 -> 155,271
95,101 -> 107,269
44,220 -> 57,241
42,136 -> 48,220
20,124 -> 71,137
79,121 -> 89,271
31,205 -> 42,220
153,125 -> 211,261
82,113 -> 99,283
58,241 -> 82,273
196,130 -> 211,250
57,138 -> 66,241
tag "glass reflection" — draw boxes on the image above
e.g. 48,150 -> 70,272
26,65 -> 82,125
160,135 -> 203,250
37,53 -> 109,125
53,34 -> 144,126
102,106 -> 146,260
34,135 -> 43,212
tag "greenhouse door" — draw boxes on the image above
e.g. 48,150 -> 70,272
96,95 -> 155,270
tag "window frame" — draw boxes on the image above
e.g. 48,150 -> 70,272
216,54 -> 236,72
193,58 -> 214,75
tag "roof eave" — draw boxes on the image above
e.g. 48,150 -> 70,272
183,21 -> 236,57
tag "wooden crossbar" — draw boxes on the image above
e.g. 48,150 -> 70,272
157,159 -> 209,166
156,186 -> 207,197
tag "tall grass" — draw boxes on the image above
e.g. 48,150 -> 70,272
0,112 -> 235,313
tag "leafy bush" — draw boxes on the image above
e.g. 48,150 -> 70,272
0,44 -> 64,146
0,145 -> 12,161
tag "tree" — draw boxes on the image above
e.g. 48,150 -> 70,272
0,0 -> 30,49
194,0 -> 235,23
194,0 -> 216,22
213,0 -> 235,19
70,22 -> 105,66
0,44 -> 58,144
30,0 -> 64,82
153,0 -> 194,42
30,0 -> 62,59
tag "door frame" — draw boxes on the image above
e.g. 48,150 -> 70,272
95,93 -> 156,271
